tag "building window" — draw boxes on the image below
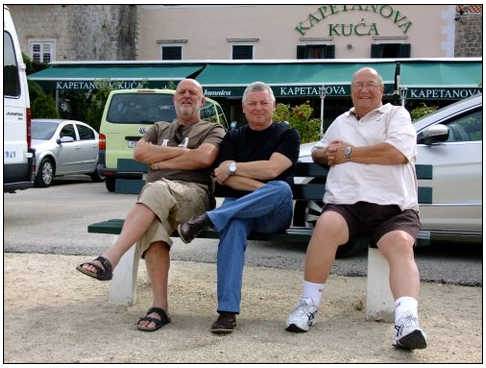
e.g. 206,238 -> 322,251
232,45 -> 253,60
161,45 -> 182,60
29,40 -> 55,63
297,45 -> 335,59
371,43 -> 411,58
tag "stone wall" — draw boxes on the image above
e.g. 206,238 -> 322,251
9,5 -> 137,61
454,14 -> 482,56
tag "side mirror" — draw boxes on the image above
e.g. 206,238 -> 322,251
56,136 -> 75,144
417,124 -> 449,145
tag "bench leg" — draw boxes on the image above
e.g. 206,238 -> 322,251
366,247 -> 394,323
108,236 -> 141,305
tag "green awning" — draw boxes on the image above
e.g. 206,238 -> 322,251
400,60 -> 482,99
196,62 -> 396,98
28,63 -> 205,92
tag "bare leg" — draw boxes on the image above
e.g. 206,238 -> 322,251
137,241 -> 171,329
82,203 -> 156,273
377,230 -> 419,299
304,211 -> 349,283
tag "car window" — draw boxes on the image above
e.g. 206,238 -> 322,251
60,124 -> 77,140
216,104 -> 228,126
76,124 -> 95,140
446,109 -> 482,142
32,121 -> 59,140
107,93 -> 176,124
200,101 -> 218,123
3,31 -> 20,97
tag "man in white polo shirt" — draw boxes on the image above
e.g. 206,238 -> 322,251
286,67 -> 427,350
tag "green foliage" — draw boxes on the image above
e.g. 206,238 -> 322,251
273,102 -> 320,143
27,80 -> 46,105
31,93 -> 60,119
22,52 -> 49,75
411,103 -> 439,121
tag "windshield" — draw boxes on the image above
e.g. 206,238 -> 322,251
107,93 -> 177,124
32,121 -> 59,140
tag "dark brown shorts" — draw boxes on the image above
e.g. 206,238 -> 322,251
322,201 -> 421,248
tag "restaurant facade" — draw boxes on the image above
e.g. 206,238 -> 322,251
19,4 -> 482,124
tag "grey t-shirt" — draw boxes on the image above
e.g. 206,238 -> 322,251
143,119 -> 225,187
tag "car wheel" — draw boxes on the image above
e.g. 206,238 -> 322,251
293,199 -> 367,258
90,163 -> 105,182
35,158 -> 55,187
105,177 -> 115,192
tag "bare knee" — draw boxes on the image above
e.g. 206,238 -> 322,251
144,242 -> 170,263
378,231 -> 415,261
314,211 -> 349,245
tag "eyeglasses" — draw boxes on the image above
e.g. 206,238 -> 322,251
352,82 -> 381,90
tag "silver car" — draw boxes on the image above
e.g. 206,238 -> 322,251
31,119 -> 104,187
296,94 -> 482,253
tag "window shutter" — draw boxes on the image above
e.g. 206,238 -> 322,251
399,44 -> 411,58
296,45 -> 306,59
32,43 -> 41,63
371,44 -> 383,58
326,45 -> 335,59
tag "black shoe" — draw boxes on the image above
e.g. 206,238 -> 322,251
178,214 -> 210,244
210,312 -> 237,335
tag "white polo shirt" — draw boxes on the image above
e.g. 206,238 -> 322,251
313,103 -> 419,212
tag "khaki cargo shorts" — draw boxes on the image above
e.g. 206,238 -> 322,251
136,178 -> 210,256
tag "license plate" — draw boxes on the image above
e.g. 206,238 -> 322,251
127,140 -> 137,149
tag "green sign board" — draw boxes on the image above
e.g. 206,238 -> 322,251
406,87 -> 482,100
203,84 -> 395,98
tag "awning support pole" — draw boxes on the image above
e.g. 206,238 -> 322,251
319,85 -> 326,138
399,87 -> 408,107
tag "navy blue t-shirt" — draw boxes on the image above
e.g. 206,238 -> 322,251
215,122 -> 301,198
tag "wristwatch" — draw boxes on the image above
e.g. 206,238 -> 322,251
228,161 -> 237,175
344,146 -> 353,162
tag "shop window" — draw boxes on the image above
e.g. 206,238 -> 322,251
297,45 -> 335,59
232,45 -> 253,60
29,40 -> 55,63
371,43 -> 410,58
161,46 -> 182,60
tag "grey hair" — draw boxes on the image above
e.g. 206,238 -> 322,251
352,67 -> 384,86
242,81 -> 275,103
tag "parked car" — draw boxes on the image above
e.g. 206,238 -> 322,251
98,88 -> 228,192
31,119 -> 104,187
295,94 -> 482,256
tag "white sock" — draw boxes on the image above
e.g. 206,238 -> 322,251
394,296 -> 418,325
301,280 -> 324,307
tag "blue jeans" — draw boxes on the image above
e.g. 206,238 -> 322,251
207,180 -> 293,313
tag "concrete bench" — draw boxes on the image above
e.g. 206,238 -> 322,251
88,159 -> 433,323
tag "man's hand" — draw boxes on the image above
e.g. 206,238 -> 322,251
327,140 -> 352,166
214,160 -> 233,184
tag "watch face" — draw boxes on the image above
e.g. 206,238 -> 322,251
229,162 -> 237,174
344,146 -> 351,156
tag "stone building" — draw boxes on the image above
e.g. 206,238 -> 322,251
8,4 -> 137,62
454,5 -> 483,57
8,4 -> 482,62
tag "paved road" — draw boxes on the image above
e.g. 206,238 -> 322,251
3,177 -> 482,286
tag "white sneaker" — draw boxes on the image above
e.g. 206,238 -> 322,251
393,315 -> 427,350
286,297 -> 318,332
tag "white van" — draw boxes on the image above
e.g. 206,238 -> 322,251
4,5 -> 35,192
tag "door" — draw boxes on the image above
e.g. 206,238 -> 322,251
56,123 -> 82,174
417,108 -> 482,233
75,123 -> 98,172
